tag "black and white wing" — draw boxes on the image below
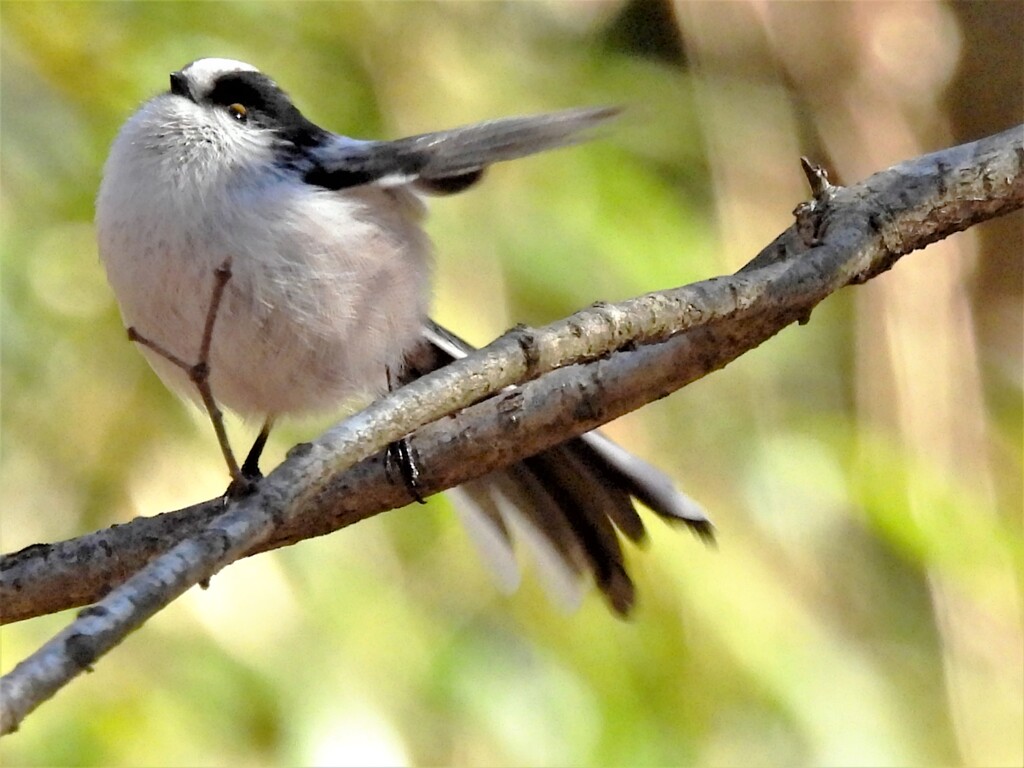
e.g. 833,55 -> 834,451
307,107 -> 619,194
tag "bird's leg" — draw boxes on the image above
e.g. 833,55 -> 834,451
240,417 -> 275,481
127,258 -> 254,497
384,366 -> 426,505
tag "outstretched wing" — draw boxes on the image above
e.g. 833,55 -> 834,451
306,106 -> 619,193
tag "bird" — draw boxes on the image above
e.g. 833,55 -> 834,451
95,58 -> 712,615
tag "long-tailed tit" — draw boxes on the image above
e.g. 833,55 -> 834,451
96,58 -> 711,614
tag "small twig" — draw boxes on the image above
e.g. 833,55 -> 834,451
127,259 -> 245,490
200,261 -> 233,361
126,328 -> 189,369
800,156 -> 835,199
792,157 -> 838,252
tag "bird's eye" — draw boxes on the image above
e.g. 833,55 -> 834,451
227,103 -> 248,121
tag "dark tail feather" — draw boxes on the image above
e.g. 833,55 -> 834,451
403,320 -> 712,615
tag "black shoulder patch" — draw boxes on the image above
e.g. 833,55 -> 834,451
304,165 -> 379,190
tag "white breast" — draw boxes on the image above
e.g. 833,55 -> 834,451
96,94 -> 432,419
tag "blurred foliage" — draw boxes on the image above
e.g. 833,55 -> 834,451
1,1 -> 1021,766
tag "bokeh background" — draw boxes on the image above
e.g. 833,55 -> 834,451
2,2 -> 1021,766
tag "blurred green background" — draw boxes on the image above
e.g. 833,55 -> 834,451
1,2 -> 1021,766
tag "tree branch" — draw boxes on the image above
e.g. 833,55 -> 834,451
2,124 -> 1021,735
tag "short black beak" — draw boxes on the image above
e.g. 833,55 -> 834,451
169,71 -> 194,101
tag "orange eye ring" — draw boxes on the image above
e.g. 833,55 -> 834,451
228,103 -> 247,121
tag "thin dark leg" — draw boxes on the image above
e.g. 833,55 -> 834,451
385,366 -> 426,505
241,417 -> 274,480
386,438 -> 424,503
127,258 -> 251,496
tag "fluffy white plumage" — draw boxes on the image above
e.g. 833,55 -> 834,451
96,60 -> 430,417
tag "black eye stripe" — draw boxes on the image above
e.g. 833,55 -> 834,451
207,72 -> 277,110
205,71 -> 328,148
